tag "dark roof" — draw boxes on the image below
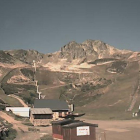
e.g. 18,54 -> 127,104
34,99 -> 69,111
52,119 -> 80,125
60,113 -> 85,119
62,122 -> 98,128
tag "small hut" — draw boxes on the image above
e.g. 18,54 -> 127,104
52,119 -> 79,140
30,108 -> 53,126
62,121 -> 98,140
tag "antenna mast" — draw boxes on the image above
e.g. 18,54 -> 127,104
32,60 -> 42,99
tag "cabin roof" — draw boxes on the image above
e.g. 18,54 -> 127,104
52,119 -> 80,125
34,99 -> 69,111
62,122 -> 98,128
31,108 -> 53,114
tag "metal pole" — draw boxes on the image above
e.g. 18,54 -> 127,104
33,60 -> 36,72
37,85 -> 39,93
38,92 -> 42,99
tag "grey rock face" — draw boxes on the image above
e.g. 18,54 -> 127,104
59,40 -> 126,62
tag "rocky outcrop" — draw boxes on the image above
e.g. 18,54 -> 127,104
58,40 -> 132,63
0,51 -> 19,64
7,49 -> 44,64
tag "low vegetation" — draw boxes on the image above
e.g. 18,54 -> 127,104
107,60 -> 127,73
88,58 -> 117,65
39,135 -> 54,140
0,88 -> 22,107
19,92 -> 38,105
28,127 -> 40,132
0,117 -> 17,140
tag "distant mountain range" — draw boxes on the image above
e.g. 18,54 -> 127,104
0,40 -> 136,65
0,40 -> 140,120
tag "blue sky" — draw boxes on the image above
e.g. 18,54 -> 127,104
0,0 -> 140,53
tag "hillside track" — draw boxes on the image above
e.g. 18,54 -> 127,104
0,111 -> 28,132
0,111 -> 52,140
8,94 -> 28,107
85,119 -> 140,140
0,68 -> 17,83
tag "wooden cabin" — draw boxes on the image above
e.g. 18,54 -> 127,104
30,108 -> 53,126
34,99 -> 69,120
52,119 -> 79,140
62,121 -> 98,140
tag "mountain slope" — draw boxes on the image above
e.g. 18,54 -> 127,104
0,40 -> 140,119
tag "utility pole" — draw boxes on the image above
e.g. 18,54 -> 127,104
32,60 -> 42,99
33,60 -> 36,72
37,92 -> 42,99
37,85 -> 39,93
35,80 -> 38,86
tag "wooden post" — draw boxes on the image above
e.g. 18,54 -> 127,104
98,134 -> 101,140
104,131 -> 106,140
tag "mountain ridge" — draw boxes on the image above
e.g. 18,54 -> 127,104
0,40 -> 136,67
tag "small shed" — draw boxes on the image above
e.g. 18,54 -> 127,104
30,108 -> 53,126
62,121 -> 98,140
6,107 -> 30,117
34,99 -> 69,120
52,119 -> 79,139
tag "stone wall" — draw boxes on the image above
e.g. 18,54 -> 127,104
32,119 -> 51,126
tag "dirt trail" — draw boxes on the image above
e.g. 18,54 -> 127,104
8,95 -> 28,107
0,111 -> 28,132
82,119 -> 140,140
40,83 -> 71,91
0,111 -> 52,140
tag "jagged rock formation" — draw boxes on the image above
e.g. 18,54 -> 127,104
59,40 -> 132,63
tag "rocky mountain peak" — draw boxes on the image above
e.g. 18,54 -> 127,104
0,40 -> 135,67
59,40 -> 131,62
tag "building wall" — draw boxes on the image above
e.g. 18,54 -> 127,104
32,119 -> 52,126
52,125 -> 62,134
63,129 -> 71,140
6,107 -> 30,117
52,134 -> 63,140
63,127 -> 96,140
52,120 -> 75,140
30,114 -> 52,126
13,112 -> 29,117
52,125 -> 63,139
53,111 -> 69,120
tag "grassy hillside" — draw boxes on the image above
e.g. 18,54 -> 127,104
75,60 -> 140,119
0,58 -> 140,119
0,88 -> 23,107
35,60 -> 140,120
